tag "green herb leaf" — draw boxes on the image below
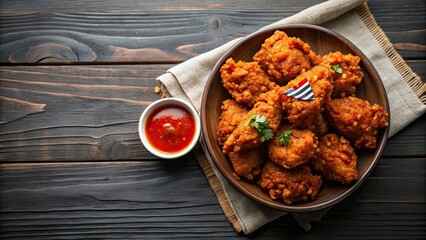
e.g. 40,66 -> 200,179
331,64 -> 343,74
245,114 -> 274,142
278,130 -> 293,145
260,128 -> 274,142
244,114 -> 256,126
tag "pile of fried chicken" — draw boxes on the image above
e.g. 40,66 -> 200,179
217,30 -> 389,205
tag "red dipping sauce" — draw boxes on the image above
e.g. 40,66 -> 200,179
145,104 -> 196,154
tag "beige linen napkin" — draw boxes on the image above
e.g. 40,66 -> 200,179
157,0 -> 426,234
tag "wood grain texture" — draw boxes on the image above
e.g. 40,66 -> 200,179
0,0 -> 321,12
1,64 -> 424,163
0,157 -> 237,239
382,114 -> 426,157
0,65 -> 169,162
0,1 -> 320,64
0,0 -> 424,63
368,1 -> 426,59
0,96 -> 46,124
0,156 -> 424,239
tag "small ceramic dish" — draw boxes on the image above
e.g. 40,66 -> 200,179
139,98 -> 201,159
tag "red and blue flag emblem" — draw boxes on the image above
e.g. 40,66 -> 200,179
282,78 -> 315,100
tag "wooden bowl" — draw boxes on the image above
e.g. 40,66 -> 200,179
201,24 -> 390,212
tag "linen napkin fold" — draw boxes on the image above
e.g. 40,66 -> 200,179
157,0 -> 426,234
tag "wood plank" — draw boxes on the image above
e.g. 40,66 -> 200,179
0,157 -> 424,239
0,157 -> 238,239
0,1 -> 324,64
0,0 -> 424,63
368,0 -> 426,59
382,114 -> 426,157
369,157 -> 426,179
264,203 -> 426,239
0,65 -> 168,162
0,0 -> 321,12
406,60 -> 426,79
1,64 -> 425,162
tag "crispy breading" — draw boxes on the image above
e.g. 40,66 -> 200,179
321,51 -> 364,98
229,146 -> 266,181
326,96 -> 389,149
217,99 -> 249,146
280,65 -> 333,129
258,161 -> 322,205
311,112 -> 328,136
215,30 -> 390,205
222,87 -> 283,154
220,58 -> 277,107
267,125 -> 318,169
311,133 -> 358,184
253,30 -> 320,85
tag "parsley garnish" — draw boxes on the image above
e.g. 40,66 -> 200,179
331,64 -> 343,74
245,114 -> 273,142
278,130 -> 292,145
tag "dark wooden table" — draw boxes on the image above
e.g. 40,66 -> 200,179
1,0 -> 425,239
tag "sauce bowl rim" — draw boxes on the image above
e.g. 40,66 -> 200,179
139,98 -> 201,159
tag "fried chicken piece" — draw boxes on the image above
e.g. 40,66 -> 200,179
321,51 -> 364,98
229,146 -> 266,181
267,125 -> 318,169
311,134 -> 358,184
280,65 -> 333,129
220,58 -> 277,107
217,99 -> 250,146
258,161 -> 322,205
253,30 -> 320,85
326,96 -> 389,149
223,87 -> 283,154
311,112 -> 328,136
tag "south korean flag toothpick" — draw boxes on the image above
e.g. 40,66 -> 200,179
282,78 -> 315,100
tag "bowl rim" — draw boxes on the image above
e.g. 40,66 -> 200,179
139,97 -> 201,159
201,23 -> 390,212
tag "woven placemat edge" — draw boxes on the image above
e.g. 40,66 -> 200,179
357,3 -> 426,103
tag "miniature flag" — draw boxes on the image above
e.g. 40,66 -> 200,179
282,78 -> 315,100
